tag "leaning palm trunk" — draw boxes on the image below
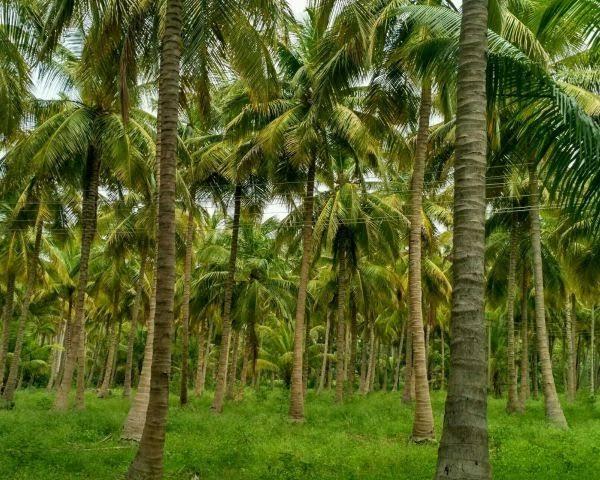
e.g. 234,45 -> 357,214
317,312 -> 332,393
124,248 -> 148,398
127,0 -> 181,474
565,293 -> 576,402
180,209 -> 194,406
289,157 -> 316,420
506,226 -> 521,413
408,80 -> 435,441
55,148 -> 101,411
122,284 -> 156,441
211,183 -> 242,413
335,249 -> 348,403
2,217 -> 43,404
434,0 -> 491,475
529,168 -> 568,429
0,272 -> 16,388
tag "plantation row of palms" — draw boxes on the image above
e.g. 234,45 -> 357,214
0,0 -> 598,478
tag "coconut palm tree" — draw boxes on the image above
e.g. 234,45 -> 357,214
125,0 -> 181,474
434,0 -> 491,476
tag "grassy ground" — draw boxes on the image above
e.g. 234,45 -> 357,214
1,388 -> 599,479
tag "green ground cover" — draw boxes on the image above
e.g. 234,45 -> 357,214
1,389 -> 599,479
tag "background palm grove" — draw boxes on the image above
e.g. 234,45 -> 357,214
0,0 -> 599,478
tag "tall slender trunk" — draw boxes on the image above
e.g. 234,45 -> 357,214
359,324 -> 369,394
303,312 -> 311,396
240,331 -> 250,392
435,0 -> 491,474
408,80 -> 435,441
56,294 -> 73,388
532,350 -> 539,399
55,147 -> 100,411
571,293 -> 578,391
194,319 -> 207,396
382,345 -> 389,391
317,312 -> 331,393
368,338 -> 379,392
48,310 -> 67,390
226,330 -> 240,399
2,217 -> 43,404
440,325 -> 445,390
529,168 -> 568,428
127,1 -> 181,473
335,249 -> 348,403
124,249 -> 148,398
289,157 -> 316,420
590,305 -> 595,397
98,312 -> 119,398
211,183 -> 242,413
180,209 -> 194,406
519,266 -> 530,407
199,320 -> 212,396
0,272 -> 16,388
402,330 -> 414,403
347,298 -> 357,394
565,293 -> 575,402
393,321 -> 406,392
506,225 -> 520,413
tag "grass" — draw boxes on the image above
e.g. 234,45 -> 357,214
1,388 -> 600,479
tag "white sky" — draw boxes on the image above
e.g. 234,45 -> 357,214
288,0 -> 308,19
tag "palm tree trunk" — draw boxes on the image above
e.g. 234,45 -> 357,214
393,321 -> 406,392
335,248 -> 348,403
359,324 -> 369,393
226,330 -> 240,399
123,284 -> 156,441
55,147 -> 100,411
347,298 -> 357,394
211,183 -> 242,413
590,305 -> 595,397
519,266 -> 530,407
317,312 -> 331,393
303,312 -> 311,396
435,0 -> 491,474
2,217 -> 43,404
98,316 -> 119,398
382,345 -> 389,391
110,317 -> 123,388
48,310 -> 67,391
529,167 -> 568,428
408,80 -> 435,441
124,248 -> 148,398
240,331 -> 250,391
368,338 -> 379,392
180,209 -> 194,406
402,330 -> 414,403
565,293 -> 575,402
0,271 -> 16,389
127,1 -> 181,473
289,157 -> 316,420
440,326 -> 446,390
194,319 -> 207,396
506,226 -> 521,413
